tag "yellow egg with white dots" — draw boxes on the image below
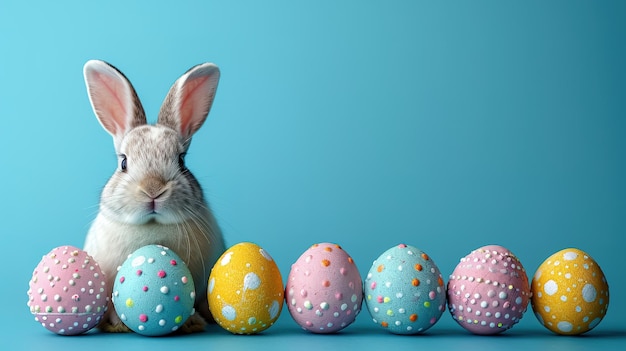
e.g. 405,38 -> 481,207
208,242 -> 284,334
531,248 -> 609,335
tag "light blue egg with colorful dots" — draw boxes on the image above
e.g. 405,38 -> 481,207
364,244 -> 447,334
113,245 -> 196,336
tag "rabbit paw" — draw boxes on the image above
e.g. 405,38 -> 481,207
178,314 -> 207,334
98,320 -> 132,333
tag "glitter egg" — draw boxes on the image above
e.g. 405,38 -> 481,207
531,248 -> 609,335
447,245 -> 530,335
27,246 -> 109,335
112,245 -> 196,336
286,243 -> 363,333
208,242 -> 284,334
364,244 -> 446,334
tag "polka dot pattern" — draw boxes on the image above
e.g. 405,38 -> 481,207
364,244 -> 446,334
531,248 -> 609,335
27,246 -> 109,335
286,243 -> 363,333
447,245 -> 530,335
113,245 -> 196,336
208,242 -> 284,334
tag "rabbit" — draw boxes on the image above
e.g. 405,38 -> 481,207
82,60 -> 226,333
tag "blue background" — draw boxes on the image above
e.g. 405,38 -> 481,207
2,1 -> 624,350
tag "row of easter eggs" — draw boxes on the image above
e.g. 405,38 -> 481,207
27,242 -> 609,337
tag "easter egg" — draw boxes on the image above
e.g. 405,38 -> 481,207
286,243 -> 363,333
208,242 -> 283,334
447,245 -> 530,335
364,244 -> 446,334
27,246 -> 109,335
112,245 -> 196,336
531,248 -> 609,335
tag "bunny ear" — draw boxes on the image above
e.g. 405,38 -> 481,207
83,60 -> 147,140
157,63 -> 220,141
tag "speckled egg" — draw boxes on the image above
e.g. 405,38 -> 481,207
364,244 -> 446,334
531,248 -> 609,335
286,243 -> 363,333
112,245 -> 196,336
208,242 -> 283,334
447,245 -> 530,335
27,246 -> 109,335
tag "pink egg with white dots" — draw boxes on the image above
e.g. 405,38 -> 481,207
447,245 -> 531,335
27,246 -> 109,335
286,243 -> 363,333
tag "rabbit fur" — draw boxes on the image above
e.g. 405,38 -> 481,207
82,60 -> 226,333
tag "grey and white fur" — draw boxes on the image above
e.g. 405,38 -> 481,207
82,60 -> 226,332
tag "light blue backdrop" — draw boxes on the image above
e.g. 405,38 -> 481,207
1,0 -> 624,349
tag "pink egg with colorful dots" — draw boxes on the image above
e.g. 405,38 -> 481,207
447,245 -> 531,335
286,243 -> 363,333
364,244 -> 446,334
27,246 -> 109,335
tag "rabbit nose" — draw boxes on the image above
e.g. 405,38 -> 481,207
139,175 -> 169,199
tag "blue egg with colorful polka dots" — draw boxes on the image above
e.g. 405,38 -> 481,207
112,245 -> 196,336
364,244 -> 447,334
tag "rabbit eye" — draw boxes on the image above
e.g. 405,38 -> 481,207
178,153 -> 187,171
120,155 -> 128,171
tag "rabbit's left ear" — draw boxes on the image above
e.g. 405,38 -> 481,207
157,63 -> 220,141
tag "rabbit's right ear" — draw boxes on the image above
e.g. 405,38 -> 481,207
83,60 -> 146,142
